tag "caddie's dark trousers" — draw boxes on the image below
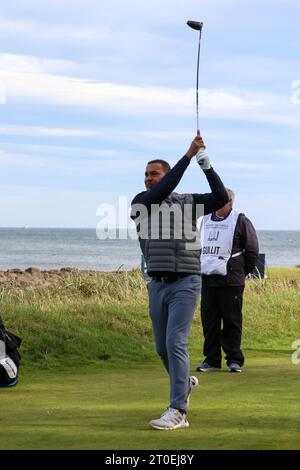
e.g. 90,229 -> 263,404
201,285 -> 245,367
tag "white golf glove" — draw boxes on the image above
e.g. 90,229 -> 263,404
196,148 -> 211,170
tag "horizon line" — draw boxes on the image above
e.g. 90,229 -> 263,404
0,226 -> 300,232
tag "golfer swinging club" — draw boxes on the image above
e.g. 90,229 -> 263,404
131,133 -> 228,429
130,19 -> 228,430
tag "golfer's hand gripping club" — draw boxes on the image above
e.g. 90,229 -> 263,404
185,135 -> 204,159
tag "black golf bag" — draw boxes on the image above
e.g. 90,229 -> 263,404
0,316 -> 22,387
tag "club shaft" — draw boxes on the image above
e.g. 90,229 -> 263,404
196,28 -> 202,134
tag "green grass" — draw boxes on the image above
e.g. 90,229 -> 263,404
1,353 -> 299,450
0,268 -> 300,449
1,270 -> 155,369
1,268 -> 299,369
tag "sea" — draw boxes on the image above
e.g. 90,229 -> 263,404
0,228 -> 299,271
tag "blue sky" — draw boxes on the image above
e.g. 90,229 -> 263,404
0,0 -> 300,229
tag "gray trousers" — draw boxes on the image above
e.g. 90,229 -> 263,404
147,275 -> 201,413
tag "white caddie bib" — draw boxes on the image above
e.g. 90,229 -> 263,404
201,210 -> 241,276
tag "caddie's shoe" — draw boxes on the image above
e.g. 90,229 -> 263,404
228,362 -> 242,373
196,361 -> 221,372
149,407 -> 189,430
187,375 -> 199,404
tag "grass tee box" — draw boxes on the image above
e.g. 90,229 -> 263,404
0,355 -> 299,450
0,268 -> 300,449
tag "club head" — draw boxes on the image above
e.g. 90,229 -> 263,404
187,20 -> 203,31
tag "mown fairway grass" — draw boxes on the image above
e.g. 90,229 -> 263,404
1,353 -> 299,450
0,268 -> 300,449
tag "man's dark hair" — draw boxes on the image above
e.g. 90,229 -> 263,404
147,159 -> 171,174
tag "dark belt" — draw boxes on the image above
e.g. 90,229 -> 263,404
151,273 -> 192,283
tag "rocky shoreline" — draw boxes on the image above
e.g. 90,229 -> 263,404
0,267 -> 98,288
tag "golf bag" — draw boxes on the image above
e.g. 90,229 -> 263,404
0,316 -> 22,387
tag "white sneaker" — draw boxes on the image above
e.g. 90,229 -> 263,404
149,407 -> 189,430
187,375 -> 199,404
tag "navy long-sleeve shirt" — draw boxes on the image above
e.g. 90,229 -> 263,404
131,155 -> 228,215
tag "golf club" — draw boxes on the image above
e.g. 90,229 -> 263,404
187,20 -> 203,136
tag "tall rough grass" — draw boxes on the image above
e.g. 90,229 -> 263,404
0,268 -> 299,370
0,270 -> 153,369
0,269 -> 146,305
243,272 -> 300,348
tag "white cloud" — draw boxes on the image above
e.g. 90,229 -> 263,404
0,18 -> 34,35
44,24 -> 101,41
200,89 -> 262,110
0,53 -> 77,75
0,18 -> 104,42
208,56 -> 300,86
0,147 -> 141,174
0,61 -> 264,115
253,112 -> 300,128
0,82 -> 5,104
1,53 -> 299,130
219,161 -> 277,171
0,149 -> 47,168
0,125 -> 99,137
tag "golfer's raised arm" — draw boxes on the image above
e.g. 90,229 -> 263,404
131,136 -> 203,210
193,168 -> 229,215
